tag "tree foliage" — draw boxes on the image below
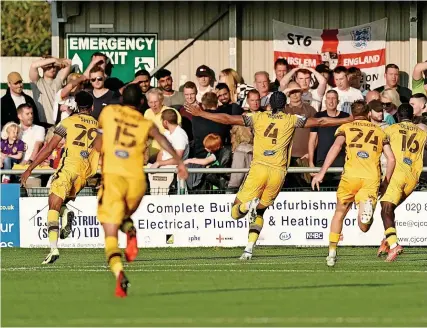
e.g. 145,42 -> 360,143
1,1 -> 51,57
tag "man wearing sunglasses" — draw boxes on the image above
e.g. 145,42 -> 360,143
1,72 -> 40,129
29,56 -> 71,126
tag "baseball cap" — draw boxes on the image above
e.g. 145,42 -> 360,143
368,99 -> 383,112
154,69 -> 172,80
75,90 -> 94,110
7,72 -> 23,84
196,65 -> 211,77
269,91 -> 287,110
284,81 -> 303,96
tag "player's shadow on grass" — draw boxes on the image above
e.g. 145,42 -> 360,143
146,283 -> 398,297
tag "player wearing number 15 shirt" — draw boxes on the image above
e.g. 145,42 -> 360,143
377,104 -> 427,262
20,91 -> 100,265
312,101 -> 396,267
93,85 -> 188,298
186,91 -> 352,260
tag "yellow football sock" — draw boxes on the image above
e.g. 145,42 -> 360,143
231,203 -> 248,220
47,210 -> 59,249
120,218 -> 134,233
385,227 -> 398,248
105,236 -> 123,278
248,215 -> 264,243
328,232 -> 340,256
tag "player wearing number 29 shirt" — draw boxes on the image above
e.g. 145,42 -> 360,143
20,91 -> 100,266
92,84 -> 188,298
311,101 -> 396,267
377,104 -> 427,262
186,91 -> 352,261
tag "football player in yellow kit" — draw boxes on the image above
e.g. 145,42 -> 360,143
312,101 -> 396,267
377,104 -> 427,261
93,84 -> 188,297
21,91 -> 100,264
186,91 -> 352,260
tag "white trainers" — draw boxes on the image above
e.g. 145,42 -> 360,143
42,248 -> 60,265
239,251 -> 253,261
326,255 -> 337,267
360,199 -> 373,224
247,198 -> 260,224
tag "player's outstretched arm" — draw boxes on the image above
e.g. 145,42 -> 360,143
185,103 -> 245,126
149,125 -> 189,180
20,135 -> 62,187
311,135 -> 345,191
304,115 -> 353,128
382,144 -> 396,183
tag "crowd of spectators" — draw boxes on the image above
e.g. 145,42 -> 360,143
1,52 -> 427,192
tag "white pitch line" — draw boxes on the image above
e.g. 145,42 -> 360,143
2,267 -> 426,273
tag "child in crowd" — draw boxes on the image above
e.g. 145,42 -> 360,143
184,133 -> 222,167
1,122 -> 26,183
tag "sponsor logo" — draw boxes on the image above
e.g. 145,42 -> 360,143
279,232 -> 291,241
351,26 -> 371,50
166,234 -> 174,244
115,150 -> 129,158
80,150 -> 89,158
357,151 -> 369,159
403,157 -> 413,166
188,235 -> 201,242
216,234 -> 233,243
263,150 -> 276,156
306,232 -> 323,240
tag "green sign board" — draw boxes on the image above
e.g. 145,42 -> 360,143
66,33 -> 157,83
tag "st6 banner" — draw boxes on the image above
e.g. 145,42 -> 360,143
273,18 -> 387,91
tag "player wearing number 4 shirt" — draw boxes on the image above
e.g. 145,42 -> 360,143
312,101 -> 396,267
377,104 -> 427,262
186,91 -> 352,260
21,91 -> 100,265
92,85 -> 188,298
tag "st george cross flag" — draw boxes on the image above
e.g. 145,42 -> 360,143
273,18 -> 387,91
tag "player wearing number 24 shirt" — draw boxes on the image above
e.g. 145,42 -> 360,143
311,101 -> 396,267
21,91 -> 100,266
186,91 -> 353,261
92,84 -> 188,298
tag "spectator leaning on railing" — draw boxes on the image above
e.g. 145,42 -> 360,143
1,72 -> 41,129
1,122 -> 25,183
29,56 -> 72,126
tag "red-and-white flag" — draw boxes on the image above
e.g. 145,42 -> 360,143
273,18 -> 387,91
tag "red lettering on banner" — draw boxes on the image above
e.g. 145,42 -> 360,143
339,49 -> 386,69
274,52 -> 320,68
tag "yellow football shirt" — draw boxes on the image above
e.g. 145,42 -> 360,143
335,120 -> 388,180
98,104 -> 153,180
243,111 -> 307,171
54,113 -> 99,175
385,121 -> 427,179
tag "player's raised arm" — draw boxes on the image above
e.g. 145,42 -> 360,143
311,135 -> 345,191
185,102 -> 245,126
20,133 -> 63,187
303,115 -> 353,128
148,125 -> 189,180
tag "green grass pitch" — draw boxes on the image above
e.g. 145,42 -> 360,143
1,247 -> 426,326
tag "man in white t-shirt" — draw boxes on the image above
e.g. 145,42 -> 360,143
151,108 -> 189,168
327,66 -> 364,114
279,67 -> 327,111
196,65 -> 214,103
17,104 -> 45,164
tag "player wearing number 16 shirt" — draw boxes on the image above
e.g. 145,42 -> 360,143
20,91 -> 100,265
377,104 -> 427,262
311,101 -> 396,267
92,84 -> 188,298
186,91 -> 352,260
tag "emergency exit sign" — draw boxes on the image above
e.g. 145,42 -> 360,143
66,34 -> 157,83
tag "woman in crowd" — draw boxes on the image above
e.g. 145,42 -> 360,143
381,88 -> 401,123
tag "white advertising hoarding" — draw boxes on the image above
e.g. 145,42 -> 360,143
19,192 -> 427,248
